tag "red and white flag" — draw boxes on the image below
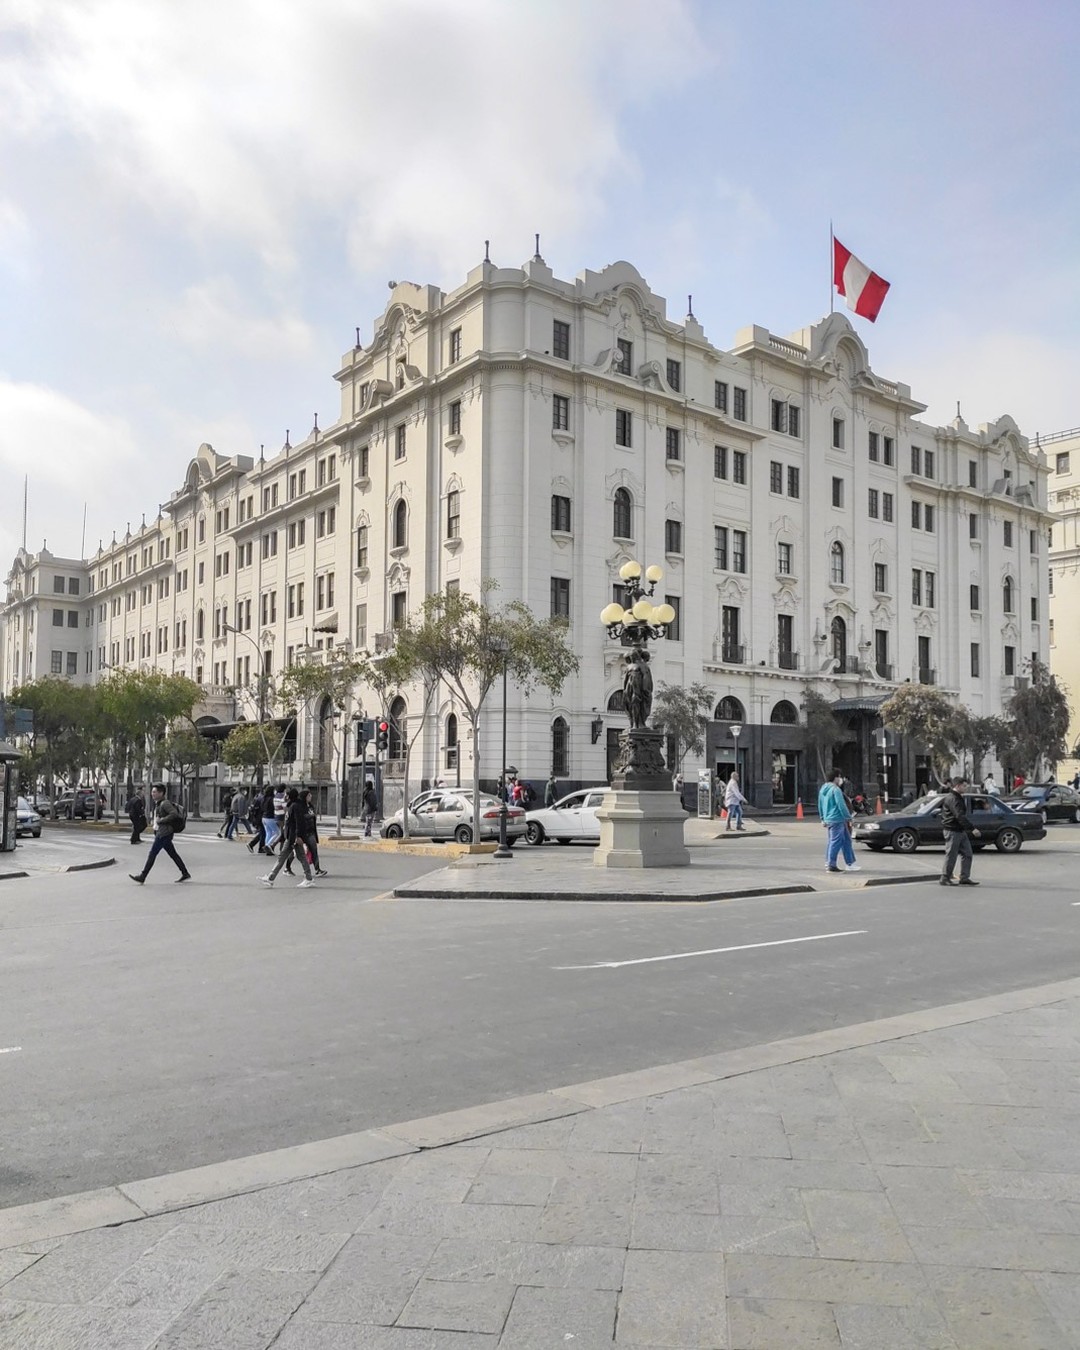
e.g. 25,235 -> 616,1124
833,237 -> 890,322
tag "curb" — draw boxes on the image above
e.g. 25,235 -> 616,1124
321,838 -> 494,859
390,873 -> 941,903
0,871 -> 30,882
5,974 -> 1080,1250
63,857 -> 117,873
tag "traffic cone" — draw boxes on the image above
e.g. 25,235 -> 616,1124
875,796 -> 883,815
796,798 -> 804,820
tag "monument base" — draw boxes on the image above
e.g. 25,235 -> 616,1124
592,789 -> 691,869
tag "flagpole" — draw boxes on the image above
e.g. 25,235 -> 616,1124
829,221 -> 834,315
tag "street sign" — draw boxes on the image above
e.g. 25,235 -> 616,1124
0,702 -> 33,740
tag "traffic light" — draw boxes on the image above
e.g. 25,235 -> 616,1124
376,719 -> 389,753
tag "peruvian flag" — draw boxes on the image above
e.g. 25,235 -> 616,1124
833,237 -> 890,322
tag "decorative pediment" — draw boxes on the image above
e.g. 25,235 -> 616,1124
604,466 -> 643,497
870,601 -> 894,626
388,561 -> 411,587
444,472 -> 463,495
717,576 -> 748,603
1001,618 -> 1020,642
913,610 -> 937,635
772,514 -> 797,539
354,507 -> 371,530
772,582 -> 798,609
259,628 -> 275,646
824,597 -> 856,621
551,474 -> 572,494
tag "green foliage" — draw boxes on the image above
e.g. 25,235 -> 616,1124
160,725 -> 216,783
800,689 -> 847,781
277,651 -> 368,715
9,677 -> 101,795
880,683 -> 963,777
222,722 -> 285,777
1006,659 -> 1070,777
651,682 -> 713,772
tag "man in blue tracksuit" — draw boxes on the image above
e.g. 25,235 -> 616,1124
817,767 -> 861,873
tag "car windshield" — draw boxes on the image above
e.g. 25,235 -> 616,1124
17,797 -> 31,811
911,794 -> 946,815
1015,786 -> 1046,799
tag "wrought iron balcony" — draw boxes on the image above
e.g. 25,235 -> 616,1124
917,667 -> 937,685
777,650 -> 800,671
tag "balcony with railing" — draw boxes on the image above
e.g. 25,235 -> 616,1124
776,650 -> 800,671
834,657 -> 863,676
874,661 -> 894,681
917,667 -> 937,685
712,641 -> 746,665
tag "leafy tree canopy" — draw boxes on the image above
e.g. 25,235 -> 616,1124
651,682 -> 713,772
1006,659 -> 1070,778
880,683 -> 963,777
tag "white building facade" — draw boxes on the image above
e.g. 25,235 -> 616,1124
1,256 -> 1052,807
1047,427 -> 1080,782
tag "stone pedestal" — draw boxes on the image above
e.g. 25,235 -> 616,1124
593,789 -> 691,869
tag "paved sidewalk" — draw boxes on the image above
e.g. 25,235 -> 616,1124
5,980 -> 1080,1347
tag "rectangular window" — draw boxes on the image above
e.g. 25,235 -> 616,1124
1049,568 -> 1055,596
261,532 -> 278,558
732,450 -> 747,484
969,459 -> 978,487
395,424 -> 406,460
874,562 -> 887,593
1031,596 -> 1039,621
924,504 -> 935,532
449,327 -> 461,364
664,596 -> 681,640
721,605 -> 741,659
883,435 -> 894,466
353,602 -> 367,649
666,359 -> 681,392
551,494 -> 571,533
66,610 -> 78,628
911,445 -> 922,476
288,472 -> 298,501
883,492 -> 894,522
448,401 -> 461,436
664,519 -> 683,554
1004,645 -> 1016,676
1057,452 -> 1070,475
787,466 -> 800,498
1050,618 -> 1055,646
874,629 -> 889,674
771,399 -> 787,433
66,651 -> 77,675
732,387 -> 747,421
926,572 -> 936,608
868,431 -> 880,462
788,405 -> 800,437
778,613 -> 794,661
714,526 -> 728,570
832,477 -> 844,508
446,490 -> 460,539
50,650 -> 62,673
911,501 -> 922,529
1029,529 -> 1037,555
615,337 -> 633,374
713,445 -> 728,479
969,512 -> 979,539
868,488 -> 879,519
970,584 -> 980,610
832,418 -> 844,449
665,427 -> 681,461
923,449 -> 935,479
355,525 -> 368,568
912,569 -> 922,606
918,636 -> 931,678
970,643 -> 980,677
552,319 -> 570,360
552,393 -> 570,430
53,575 -> 65,593
777,541 -> 793,575
288,520 -> 306,549
326,571 -> 334,607
615,408 -> 632,447
358,445 -> 369,477
714,380 -> 728,412
1003,520 -> 1013,547
770,461 -> 783,494
550,576 -> 571,619
732,530 -> 747,574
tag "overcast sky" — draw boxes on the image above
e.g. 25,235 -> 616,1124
2,0 -> 1078,568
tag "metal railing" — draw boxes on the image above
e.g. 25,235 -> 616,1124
917,667 -> 937,685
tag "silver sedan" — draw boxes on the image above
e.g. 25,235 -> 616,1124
381,789 -> 526,843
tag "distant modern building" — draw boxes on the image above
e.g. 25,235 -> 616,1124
1046,426 -> 1080,782
0,254 -> 1053,808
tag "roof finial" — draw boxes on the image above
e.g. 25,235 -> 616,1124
484,239 -> 490,263
956,401 -> 962,419
534,232 -> 542,261
355,326 -> 361,350
312,413 -> 319,440
687,294 -> 694,318
259,443 -> 265,462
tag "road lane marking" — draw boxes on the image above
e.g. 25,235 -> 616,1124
554,929 -> 868,971
0,1047 -> 22,1054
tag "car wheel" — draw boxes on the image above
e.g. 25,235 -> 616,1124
1073,807 -> 1080,824
525,822 -> 545,845
891,828 -> 919,854
995,827 -> 1023,853
32,830 -> 41,838
385,823 -> 403,839
454,824 -> 473,844
866,843 -> 886,852
505,837 -> 518,847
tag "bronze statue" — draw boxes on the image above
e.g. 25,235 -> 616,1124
623,648 -> 653,729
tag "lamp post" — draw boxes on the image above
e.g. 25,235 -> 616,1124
492,637 -> 512,859
731,722 -> 742,780
224,622 -> 269,787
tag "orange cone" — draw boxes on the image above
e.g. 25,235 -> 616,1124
796,798 -> 804,820
875,795 -> 883,815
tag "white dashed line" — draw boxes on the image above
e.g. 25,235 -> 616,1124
554,929 -> 869,970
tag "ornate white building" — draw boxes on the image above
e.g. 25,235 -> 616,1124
1,255 -> 1052,807
1046,427 -> 1080,781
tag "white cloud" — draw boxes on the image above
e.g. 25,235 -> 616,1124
0,0 -> 705,278
168,279 -> 315,360
0,200 -> 32,278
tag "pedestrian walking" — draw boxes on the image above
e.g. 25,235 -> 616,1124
817,767 -> 861,873
272,783 -> 288,852
261,788 -> 280,852
247,790 -> 267,853
545,774 -> 557,808
124,790 -> 147,846
981,773 -> 1000,796
300,789 -> 327,876
216,787 -> 234,838
259,789 -> 314,888
130,784 -> 190,884
224,788 -> 248,841
724,772 -> 747,832
940,776 -> 981,887
362,780 -> 378,837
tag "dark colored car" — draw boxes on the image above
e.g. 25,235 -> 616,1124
1001,783 -> 1080,824
854,792 -> 1045,854
53,788 -> 104,820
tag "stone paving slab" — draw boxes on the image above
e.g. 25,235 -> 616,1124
8,980 -> 1080,1347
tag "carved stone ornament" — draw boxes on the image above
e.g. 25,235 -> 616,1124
610,728 -> 670,792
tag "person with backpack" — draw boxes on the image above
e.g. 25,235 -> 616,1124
129,784 -> 190,884
259,788 -> 314,888
124,790 -> 147,846
362,780 -> 378,837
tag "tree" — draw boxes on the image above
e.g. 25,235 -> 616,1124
801,689 -> 846,782
880,683 -> 963,781
160,724 -> 217,809
651,682 -> 713,774
98,670 -> 200,801
387,586 -> 580,844
222,722 -> 286,781
8,678 -> 98,805
952,710 -> 1007,783
1006,659 -> 1070,779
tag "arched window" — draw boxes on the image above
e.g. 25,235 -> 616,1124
830,541 -> 845,585
831,615 -> 847,668
316,695 -> 334,765
392,499 -> 407,550
445,713 -> 458,769
606,690 -> 626,712
551,716 -> 569,776
1002,576 -> 1014,613
388,695 -> 407,760
770,700 -> 798,725
613,488 -> 633,540
714,696 -> 744,722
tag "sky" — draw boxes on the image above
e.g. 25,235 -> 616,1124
2,0 -> 1079,569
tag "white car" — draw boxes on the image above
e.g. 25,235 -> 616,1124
524,788 -> 608,845
381,788 -> 526,843
16,797 -> 43,839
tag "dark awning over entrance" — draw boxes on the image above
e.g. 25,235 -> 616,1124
197,716 -> 296,743
831,695 -> 889,714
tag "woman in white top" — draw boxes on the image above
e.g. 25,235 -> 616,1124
724,773 -> 747,831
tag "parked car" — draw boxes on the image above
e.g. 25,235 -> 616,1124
1001,783 -> 1080,824
524,787 -> 608,845
53,788 -> 103,820
15,797 -> 42,839
381,788 -> 526,844
31,795 -> 54,819
854,791 -> 1045,854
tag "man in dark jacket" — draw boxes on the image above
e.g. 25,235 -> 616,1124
940,776 -> 981,887
130,784 -> 190,884
125,791 -> 147,846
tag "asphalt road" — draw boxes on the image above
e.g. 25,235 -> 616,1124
2,822 -> 1079,1206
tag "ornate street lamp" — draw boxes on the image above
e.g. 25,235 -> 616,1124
599,560 -> 677,789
